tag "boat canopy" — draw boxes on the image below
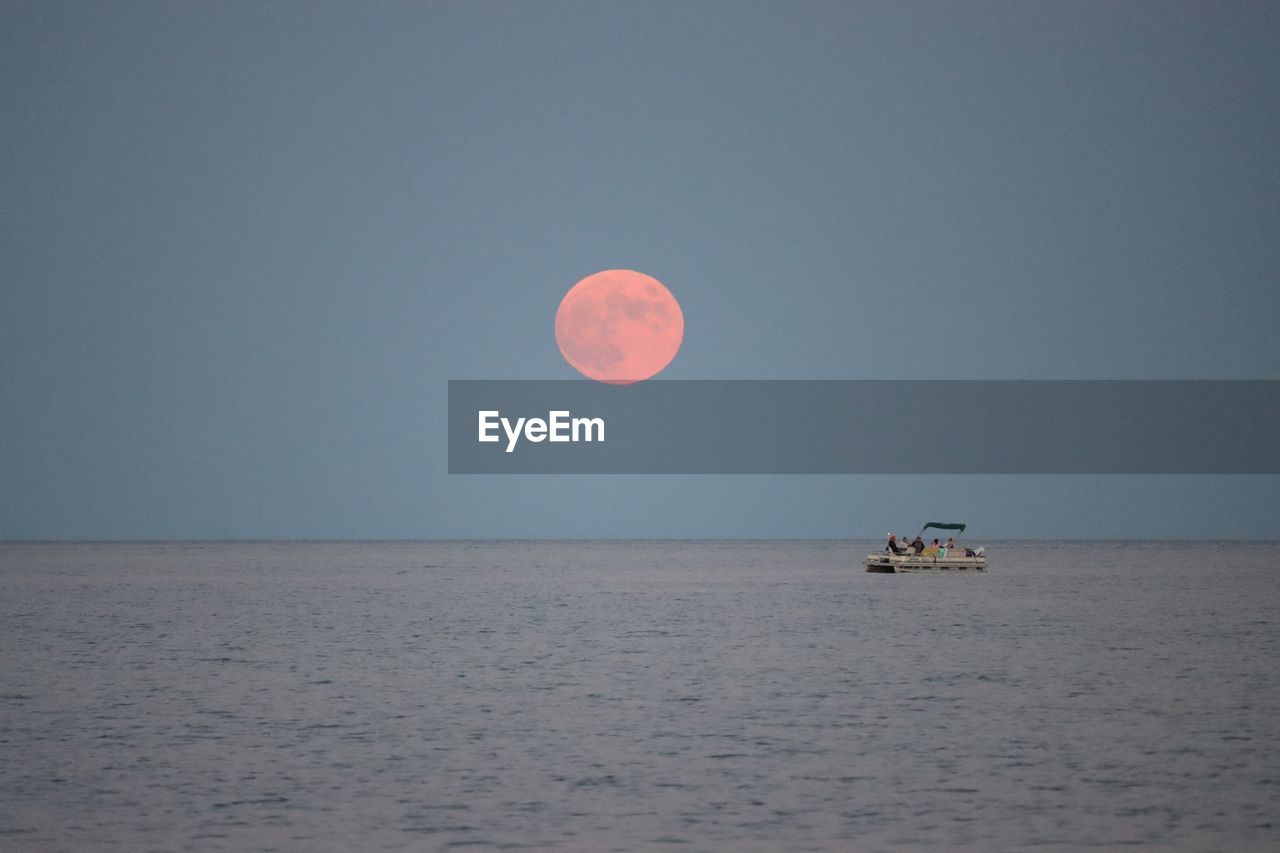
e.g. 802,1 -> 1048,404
922,522 -> 966,533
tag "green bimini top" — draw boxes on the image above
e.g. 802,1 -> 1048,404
922,522 -> 966,533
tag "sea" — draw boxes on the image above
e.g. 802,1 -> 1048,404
1,540 -> 1277,851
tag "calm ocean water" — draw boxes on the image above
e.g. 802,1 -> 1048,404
1,540 -> 1277,851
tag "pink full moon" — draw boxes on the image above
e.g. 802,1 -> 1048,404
555,270 -> 684,384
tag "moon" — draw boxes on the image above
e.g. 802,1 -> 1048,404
555,270 -> 684,384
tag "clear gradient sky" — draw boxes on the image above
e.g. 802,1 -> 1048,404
3,1 -> 1278,539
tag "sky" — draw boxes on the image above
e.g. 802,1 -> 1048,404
2,0 -> 1278,539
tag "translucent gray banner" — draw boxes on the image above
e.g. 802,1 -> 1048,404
448,380 -> 1280,474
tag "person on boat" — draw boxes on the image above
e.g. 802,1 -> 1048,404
945,536 -> 956,551
886,534 -> 905,554
922,538 -> 941,557
910,535 -> 925,554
